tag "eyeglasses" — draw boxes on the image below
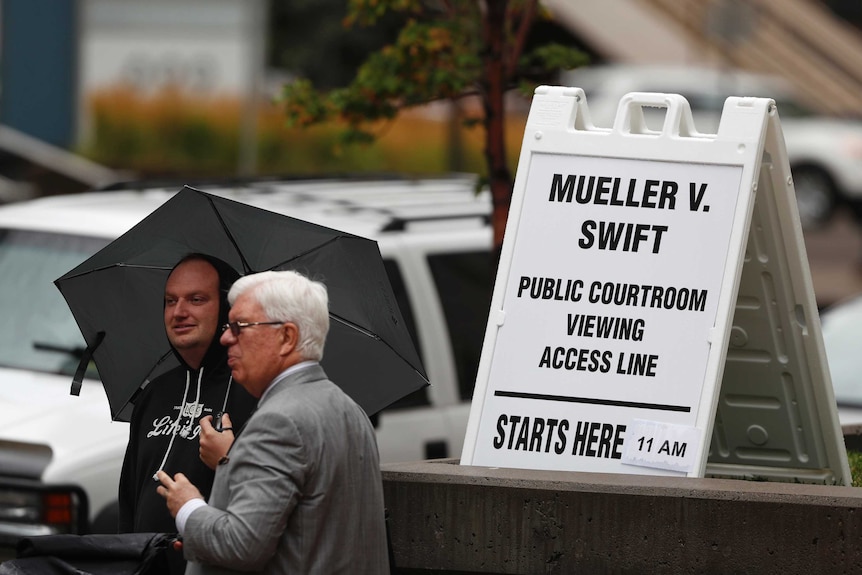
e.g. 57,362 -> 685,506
222,321 -> 284,337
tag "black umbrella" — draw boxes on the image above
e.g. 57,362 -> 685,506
1,532 -> 175,575
54,186 -> 428,421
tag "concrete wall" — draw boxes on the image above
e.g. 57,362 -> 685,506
382,459 -> 862,574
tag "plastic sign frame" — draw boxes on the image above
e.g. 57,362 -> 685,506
460,86 -> 850,485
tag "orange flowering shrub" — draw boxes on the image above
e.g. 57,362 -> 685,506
81,86 -> 526,178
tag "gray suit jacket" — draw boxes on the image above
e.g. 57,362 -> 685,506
183,364 -> 390,574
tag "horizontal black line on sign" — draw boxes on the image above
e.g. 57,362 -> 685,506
493,390 -> 691,412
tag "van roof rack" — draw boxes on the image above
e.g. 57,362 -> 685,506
381,212 -> 491,232
95,173 -> 491,234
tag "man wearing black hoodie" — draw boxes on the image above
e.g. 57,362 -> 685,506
118,254 -> 256,542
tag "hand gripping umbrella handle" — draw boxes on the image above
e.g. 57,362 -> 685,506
71,331 -> 105,396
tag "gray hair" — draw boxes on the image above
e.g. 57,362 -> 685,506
228,270 -> 329,361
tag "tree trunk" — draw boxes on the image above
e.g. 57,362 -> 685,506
480,0 -> 513,268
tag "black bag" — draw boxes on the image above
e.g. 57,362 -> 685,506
0,532 -> 175,575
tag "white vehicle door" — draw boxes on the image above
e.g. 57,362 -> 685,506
374,229 -> 492,463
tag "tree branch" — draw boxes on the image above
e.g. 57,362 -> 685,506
506,0 -> 538,79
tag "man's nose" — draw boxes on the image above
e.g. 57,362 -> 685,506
220,329 -> 233,346
172,300 -> 190,317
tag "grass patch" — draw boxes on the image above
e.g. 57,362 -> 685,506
848,450 -> 862,487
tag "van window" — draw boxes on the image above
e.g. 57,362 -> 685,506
427,251 -> 493,401
382,258 -> 430,409
0,229 -> 107,376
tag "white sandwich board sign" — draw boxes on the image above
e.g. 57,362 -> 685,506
461,87 -> 850,485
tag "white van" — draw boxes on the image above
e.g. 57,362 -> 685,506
0,175 -> 492,548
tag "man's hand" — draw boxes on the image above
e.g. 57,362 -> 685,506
199,413 -> 235,470
156,471 -> 203,518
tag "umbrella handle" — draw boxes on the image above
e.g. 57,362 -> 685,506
70,331 -> 105,396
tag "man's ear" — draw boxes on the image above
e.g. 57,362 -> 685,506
279,322 -> 299,357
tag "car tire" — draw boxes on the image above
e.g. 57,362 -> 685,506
791,165 -> 836,231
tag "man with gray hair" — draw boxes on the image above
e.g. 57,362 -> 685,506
157,270 -> 390,574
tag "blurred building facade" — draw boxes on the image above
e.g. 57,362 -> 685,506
1,0 -> 862,199
0,0 -> 266,198
545,0 -> 862,118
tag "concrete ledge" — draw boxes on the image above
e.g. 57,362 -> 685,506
382,459 -> 862,574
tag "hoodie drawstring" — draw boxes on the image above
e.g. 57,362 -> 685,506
152,367 -> 204,481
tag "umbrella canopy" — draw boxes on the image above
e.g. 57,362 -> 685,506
55,186 -> 428,421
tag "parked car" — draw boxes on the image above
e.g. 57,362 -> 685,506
820,293 -> 862,425
0,175 -> 493,549
559,64 -> 862,230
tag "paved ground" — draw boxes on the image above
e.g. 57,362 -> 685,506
803,208 -> 862,309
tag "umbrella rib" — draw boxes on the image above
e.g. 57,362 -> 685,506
57,263 -> 173,281
114,348 -> 177,419
329,313 -> 429,383
267,235 -> 349,271
329,313 -> 378,339
203,193 -> 253,274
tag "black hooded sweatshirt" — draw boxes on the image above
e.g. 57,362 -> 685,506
118,257 -> 257,535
